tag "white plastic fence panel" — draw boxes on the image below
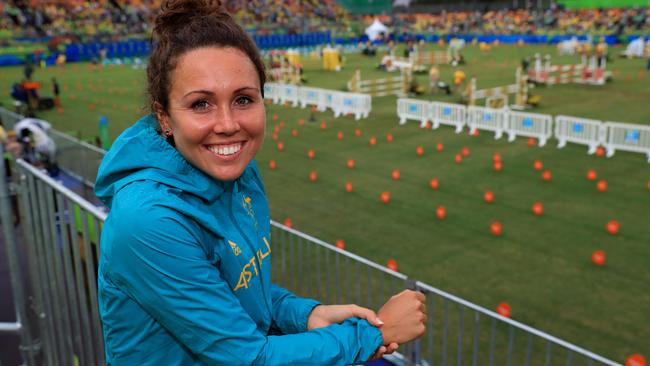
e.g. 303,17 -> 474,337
555,115 -> 605,154
317,89 -> 340,112
263,82 -> 281,104
278,84 -> 299,107
506,111 -> 553,147
397,98 -> 431,128
430,102 -> 466,133
333,92 -> 371,120
466,106 -> 507,139
603,121 -> 650,163
298,87 -> 322,108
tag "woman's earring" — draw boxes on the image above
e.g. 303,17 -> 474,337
164,128 -> 172,137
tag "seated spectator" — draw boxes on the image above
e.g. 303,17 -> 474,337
362,41 -> 377,56
13,117 -> 59,176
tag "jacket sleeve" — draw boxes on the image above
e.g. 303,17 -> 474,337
107,204 -> 383,366
269,284 -> 320,334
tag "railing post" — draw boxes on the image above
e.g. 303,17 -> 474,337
0,145 -> 39,364
401,278 -> 423,366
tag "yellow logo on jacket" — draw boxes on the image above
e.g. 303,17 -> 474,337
242,195 -> 258,230
228,240 -> 241,256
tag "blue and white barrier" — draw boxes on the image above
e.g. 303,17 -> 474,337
397,99 -> 430,128
264,83 -> 372,121
430,102 -> 466,133
507,111 -> 554,147
604,122 -> 650,162
298,87 -> 321,109
263,83 -> 281,104
278,84 -> 300,107
466,106 -> 507,139
555,115 -> 605,154
317,89 -> 339,113
395,98 -> 650,163
333,92 -> 371,121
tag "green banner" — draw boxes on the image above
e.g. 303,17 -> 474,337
558,0 -> 649,8
338,0 -> 392,14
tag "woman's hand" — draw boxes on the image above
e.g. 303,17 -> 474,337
377,290 -> 427,345
307,304 -> 399,361
307,304 -> 384,330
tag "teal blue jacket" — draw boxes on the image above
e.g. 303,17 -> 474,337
94,115 -> 383,365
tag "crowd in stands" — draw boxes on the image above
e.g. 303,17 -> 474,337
0,0 -> 350,41
0,0 -> 649,42
227,0 -> 350,35
1,0 -> 160,42
390,6 -> 650,36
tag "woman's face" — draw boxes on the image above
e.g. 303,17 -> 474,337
159,46 -> 265,181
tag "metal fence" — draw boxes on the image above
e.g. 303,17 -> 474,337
48,129 -> 105,189
10,159 -> 107,365
0,107 -> 23,129
270,224 -> 622,366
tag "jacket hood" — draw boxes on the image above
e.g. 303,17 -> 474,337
95,114 -> 227,207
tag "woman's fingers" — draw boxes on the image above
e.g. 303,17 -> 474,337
347,305 -> 384,327
415,291 -> 426,302
369,345 -> 387,361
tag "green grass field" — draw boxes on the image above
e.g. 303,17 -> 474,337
1,43 -> 648,362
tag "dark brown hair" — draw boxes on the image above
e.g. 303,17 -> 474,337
147,0 -> 266,115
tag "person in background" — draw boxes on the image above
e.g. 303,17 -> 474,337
13,116 -> 58,175
453,68 -> 466,93
52,77 -> 62,112
429,65 -> 440,93
23,59 -> 34,80
0,117 -> 7,144
94,1 -> 427,365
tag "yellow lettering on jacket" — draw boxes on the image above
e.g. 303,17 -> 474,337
233,265 -> 252,291
256,237 -> 271,267
233,237 -> 272,292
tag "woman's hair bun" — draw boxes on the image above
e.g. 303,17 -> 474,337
155,0 -> 225,38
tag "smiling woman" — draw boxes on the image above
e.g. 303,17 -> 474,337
94,0 -> 426,365
158,47 -> 266,181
